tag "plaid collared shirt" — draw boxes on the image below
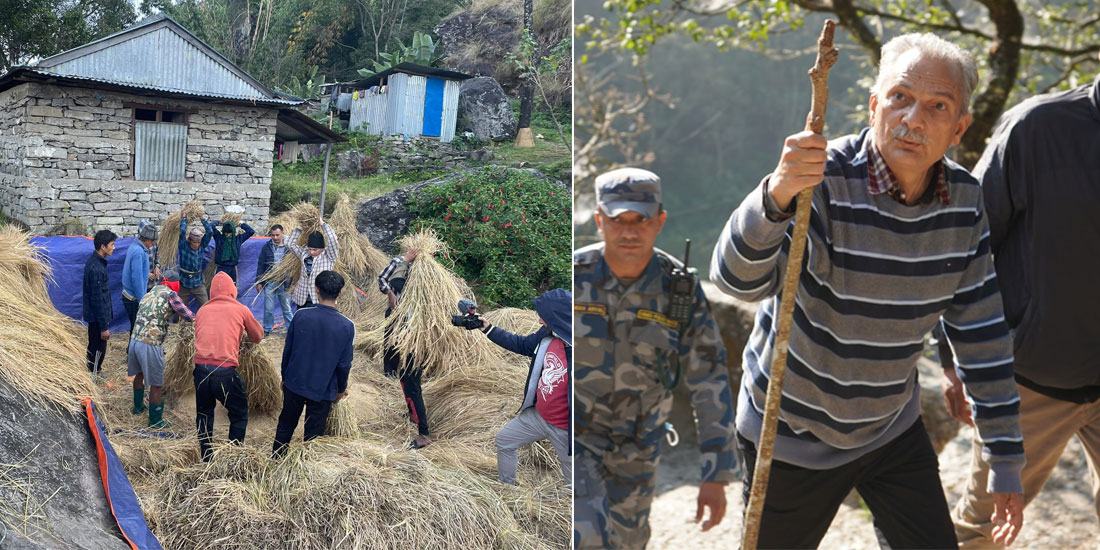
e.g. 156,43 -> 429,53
287,222 -> 339,306
866,136 -> 951,206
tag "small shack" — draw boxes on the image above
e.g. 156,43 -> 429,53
347,63 -> 472,142
0,14 -> 344,236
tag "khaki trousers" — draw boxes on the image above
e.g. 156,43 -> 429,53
954,384 -> 1100,548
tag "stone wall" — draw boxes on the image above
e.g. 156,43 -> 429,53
332,135 -> 475,178
0,83 -> 277,236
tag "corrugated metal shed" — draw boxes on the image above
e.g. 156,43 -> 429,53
347,65 -> 469,143
34,15 -> 278,103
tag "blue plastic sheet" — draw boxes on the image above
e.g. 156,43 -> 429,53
84,399 -> 163,550
33,235 -> 270,332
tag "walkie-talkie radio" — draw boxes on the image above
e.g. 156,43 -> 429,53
667,239 -> 698,326
656,239 -> 698,391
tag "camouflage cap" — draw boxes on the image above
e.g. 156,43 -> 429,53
595,168 -> 661,219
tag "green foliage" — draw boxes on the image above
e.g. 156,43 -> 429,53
407,167 -> 571,308
0,0 -> 136,72
279,65 -> 327,100
270,158 -> 408,215
358,31 -> 442,76
449,133 -> 490,151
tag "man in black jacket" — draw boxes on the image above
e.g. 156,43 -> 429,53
272,271 -> 355,457
83,229 -> 117,377
255,224 -> 294,336
946,66 -> 1100,547
478,288 -> 572,486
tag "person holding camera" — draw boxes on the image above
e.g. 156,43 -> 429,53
472,289 -> 572,486
377,247 -> 431,449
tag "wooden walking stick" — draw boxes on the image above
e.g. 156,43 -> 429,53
741,19 -> 838,550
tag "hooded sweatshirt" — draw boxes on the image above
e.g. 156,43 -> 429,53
195,272 -> 264,367
486,288 -> 573,443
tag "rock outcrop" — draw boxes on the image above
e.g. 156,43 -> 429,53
457,77 -> 517,143
0,379 -> 128,549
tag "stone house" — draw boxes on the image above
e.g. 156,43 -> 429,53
0,15 -> 343,236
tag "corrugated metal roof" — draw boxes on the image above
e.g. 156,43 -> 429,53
349,62 -> 473,90
31,14 -> 285,103
6,68 -> 300,105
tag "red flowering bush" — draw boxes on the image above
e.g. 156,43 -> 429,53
408,166 -> 571,308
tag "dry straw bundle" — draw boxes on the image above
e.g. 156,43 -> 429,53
324,399 -> 361,438
164,325 -> 281,414
0,228 -> 96,413
158,201 -> 206,268
331,194 -> 390,282
238,337 -> 282,414
256,202 -> 320,290
147,439 -> 569,549
483,308 -> 542,336
364,230 -> 499,377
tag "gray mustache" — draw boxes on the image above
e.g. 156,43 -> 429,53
891,124 -> 929,145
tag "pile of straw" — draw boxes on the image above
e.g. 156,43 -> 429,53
238,337 -> 282,414
0,227 -> 97,413
324,399 -> 361,438
331,194 -> 390,282
158,201 -> 206,268
147,439 -> 570,549
363,231 -> 500,377
483,308 -> 542,336
163,325 -> 281,414
163,323 -> 196,402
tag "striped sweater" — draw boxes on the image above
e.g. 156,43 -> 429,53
710,129 -> 1024,494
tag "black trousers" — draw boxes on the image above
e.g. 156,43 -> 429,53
214,264 -> 238,282
86,322 -> 107,374
384,306 -> 429,436
123,297 -> 139,352
738,418 -> 956,549
194,364 -> 249,461
272,386 -> 332,457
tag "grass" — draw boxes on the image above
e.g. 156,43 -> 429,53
270,158 -> 441,215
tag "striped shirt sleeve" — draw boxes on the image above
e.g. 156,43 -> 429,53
378,257 -> 402,294
167,291 -> 195,322
941,206 -> 1024,495
710,177 -> 794,303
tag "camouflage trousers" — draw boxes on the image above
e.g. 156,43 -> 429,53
574,443 -> 661,549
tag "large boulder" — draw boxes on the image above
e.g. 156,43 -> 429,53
0,378 -> 128,549
435,8 -> 520,88
457,77 -> 516,143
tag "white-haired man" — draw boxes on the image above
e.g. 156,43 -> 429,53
711,33 -> 1024,548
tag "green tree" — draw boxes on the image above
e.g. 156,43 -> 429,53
579,0 -> 1100,168
0,0 -> 136,72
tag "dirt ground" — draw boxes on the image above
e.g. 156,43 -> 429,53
649,417 -> 1100,549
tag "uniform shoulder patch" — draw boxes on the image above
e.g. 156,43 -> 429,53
575,302 -> 607,316
573,243 -> 604,266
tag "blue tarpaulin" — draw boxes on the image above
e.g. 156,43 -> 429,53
34,235 -> 271,331
84,399 -> 163,550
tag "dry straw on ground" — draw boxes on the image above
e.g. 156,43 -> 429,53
158,201 -> 206,268
0,227 -> 96,413
363,230 -> 499,377
145,439 -> 569,549
483,308 -> 542,336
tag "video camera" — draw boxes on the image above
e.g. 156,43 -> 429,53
451,299 -> 482,331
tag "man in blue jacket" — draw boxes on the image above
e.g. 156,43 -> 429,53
210,218 -> 255,284
83,229 -> 117,377
272,270 -> 355,457
255,224 -> 294,336
122,221 -> 157,351
478,288 -> 572,486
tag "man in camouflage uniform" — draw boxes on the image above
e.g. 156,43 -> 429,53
128,269 -> 195,428
574,168 -> 737,549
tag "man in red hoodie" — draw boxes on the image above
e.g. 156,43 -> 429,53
193,271 -> 264,461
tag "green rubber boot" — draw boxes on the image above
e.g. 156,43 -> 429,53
148,403 -> 171,429
132,388 -> 146,414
